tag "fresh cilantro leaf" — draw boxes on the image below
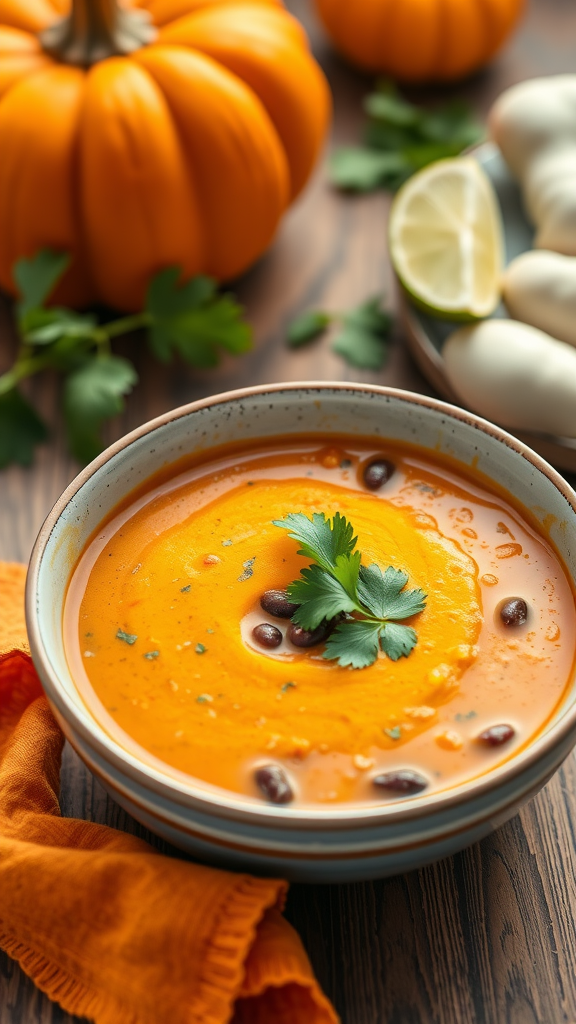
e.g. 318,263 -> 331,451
286,299 -> 394,368
380,622 -> 418,661
22,308 -> 97,346
364,89 -> 422,126
357,563 -> 408,613
345,297 -> 392,335
0,389 -> 49,468
323,619 -> 383,669
329,148 -> 409,192
44,332 -> 99,374
288,563 -> 357,630
332,328 -> 387,370
276,510 -> 427,670
63,354 -> 137,463
273,511 -> 357,574
173,298 -> 251,367
145,267 -> 252,367
401,141 -> 467,171
329,80 -> 484,194
287,310 -> 331,347
357,564 -> 427,620
14,250 -> 70,320
146,268 -> 215,319
332,550 -> 362,600
419,101 -> 483,146
364,120 -> 418,157
1,252 -> 252,471
332,297 -> 392,369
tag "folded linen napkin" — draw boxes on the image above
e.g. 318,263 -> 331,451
0,562 -> 338,1024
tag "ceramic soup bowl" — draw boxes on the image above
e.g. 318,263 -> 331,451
26,383 -> 576,883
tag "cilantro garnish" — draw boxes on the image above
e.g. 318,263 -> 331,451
286,296 -> 392,370
287,311 -> 332,347
330,79 -> 484,194
455,710 -> 477,722
238,557 -> 256,582
273,512 -> 426,669
384,726 -> 402,741
0,389 -> 48,469
145,268 -> 251,367
116,629 -> 138,645
0,250 -> 252,467
63,355 -> 138,463
332,298 -> 393,370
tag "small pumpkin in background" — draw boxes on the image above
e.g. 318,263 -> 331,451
314,0 -> 524,83
0,0 -> 330,311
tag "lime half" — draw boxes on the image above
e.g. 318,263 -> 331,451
389,157 -> 504,320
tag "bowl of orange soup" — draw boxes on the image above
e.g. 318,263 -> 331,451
26,383 -> 576,882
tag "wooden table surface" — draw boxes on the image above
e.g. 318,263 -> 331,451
3,2 -> 576,1021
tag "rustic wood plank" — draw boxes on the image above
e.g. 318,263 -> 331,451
3,1 -> 576,1022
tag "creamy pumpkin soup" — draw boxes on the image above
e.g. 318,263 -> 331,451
64,437 -> 576,806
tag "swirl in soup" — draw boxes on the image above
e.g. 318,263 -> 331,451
64,436 -> 576,806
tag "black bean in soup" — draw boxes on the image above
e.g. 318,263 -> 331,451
288,621 -> 330,648
499,598 -> 528,627
362,459 -> 395,491
372,769 -> 428,794
260,589 -> 300,618
477,724 -> 515,747
255,764 -> 293,804
252,623 -> 283,648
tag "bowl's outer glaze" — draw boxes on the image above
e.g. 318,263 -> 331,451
26,384 -> 576,882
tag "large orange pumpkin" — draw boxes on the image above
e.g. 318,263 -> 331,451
314,0 -> 524,83
0,0 -> 330,310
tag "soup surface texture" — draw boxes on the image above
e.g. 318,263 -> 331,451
64,436 -> 576,806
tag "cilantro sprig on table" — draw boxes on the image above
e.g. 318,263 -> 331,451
273,512 -> 427,669
0,251 -> 252,468
329,79 -> 484,194
287,296 -> 393,370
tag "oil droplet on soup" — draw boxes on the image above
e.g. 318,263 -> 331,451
64,437 -> 576,807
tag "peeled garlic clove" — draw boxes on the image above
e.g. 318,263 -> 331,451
527,152 -> 576,253
489,75 -> 576,181
444,319 -> 576,438
489,75 -> 576,255
503,250 -> 576,347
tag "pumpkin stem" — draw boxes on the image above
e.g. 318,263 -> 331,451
40,0 -> 157,67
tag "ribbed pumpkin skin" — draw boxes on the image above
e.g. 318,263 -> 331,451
0,0 -> 330,310
314,0 -> 524,83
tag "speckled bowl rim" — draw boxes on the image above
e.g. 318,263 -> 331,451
26,382 -> 576,832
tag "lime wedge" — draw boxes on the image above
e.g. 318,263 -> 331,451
389,157 -> 504,320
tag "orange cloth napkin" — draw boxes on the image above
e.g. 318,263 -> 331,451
0,562 -> 338,1024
